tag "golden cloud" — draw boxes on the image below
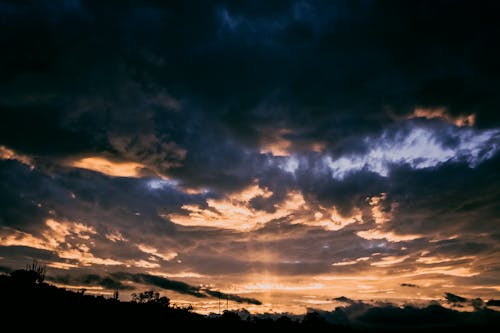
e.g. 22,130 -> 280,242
168,184 -> 294,231
0,219 -> 160,268
169,184 -> 369,232
68,156 -> 146,177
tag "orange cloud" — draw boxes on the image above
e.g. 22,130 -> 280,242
128,260 -> 160,269
332,257 -> 370,266
260,128 -> 293,156
0,219 -> 161,268
0,145 -> 33,168
137,243 -> 178,261
169,184 -> 368,232
357,229 -> 422,242
370,255 -> 410,267
310,141 -> 326,153
0,219 -> 96,251
68,156 -> 146,177
295,206 -> 362,231
408,265 -> 479,278
0,228 -> 51,250
356,193 -> 421,242
46,262 -> 78,270
368,193 -> 392,225
105,230 -> 127,243
148,271 -> 207,279
416,254 -> 474,264
56,244 -> 123,266
169,184 -> 295,231
109,134 -> 187,171
409,107 -> 475,127
0,219 -> 124,266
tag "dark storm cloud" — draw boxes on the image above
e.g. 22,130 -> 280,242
384,154 -> 500,237
203,289 -> 261,305
113,272 -> 206,298
0,246 -> 58,267
0,160 -> 52,230
1,0 -> 499,166
51,271 -> 262,304
115,272 -> 262,304
1,0 -> 500,309
296,164 -> 386,215
49,271 -> 203,296
0,0 -> 499,216
0,157 -> 202,233
48,273 -> 134,291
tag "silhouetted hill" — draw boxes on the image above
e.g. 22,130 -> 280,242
1,268 -> 499,332
0,270 -> 348,332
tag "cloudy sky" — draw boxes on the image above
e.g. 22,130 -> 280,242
1,0 -> 499,314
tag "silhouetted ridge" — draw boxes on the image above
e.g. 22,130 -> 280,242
1,265 -> 499,332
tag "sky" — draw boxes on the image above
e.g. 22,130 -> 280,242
0,0 -> 499,314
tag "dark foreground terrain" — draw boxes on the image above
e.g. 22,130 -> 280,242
1,267 -> 499,332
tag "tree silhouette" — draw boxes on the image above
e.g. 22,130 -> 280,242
131,290 -> 170,307
10,260 -> 46,285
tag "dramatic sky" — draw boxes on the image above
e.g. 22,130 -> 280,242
1,0 -> 499,314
